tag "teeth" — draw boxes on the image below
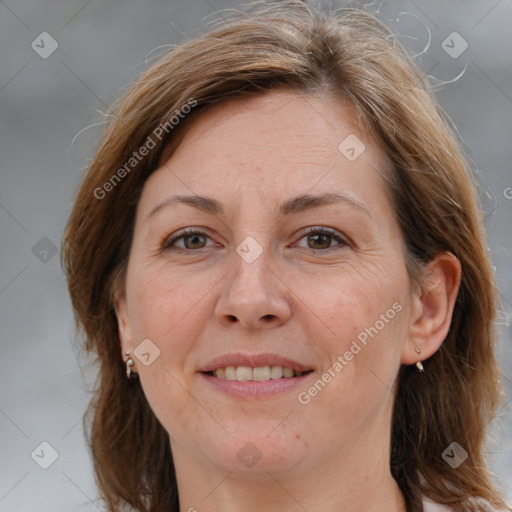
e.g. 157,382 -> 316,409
283,367 -> 294,378
225,366 -> 236,380
270,366 -> 283,379
236,366 -> 252,381
253,366 -> 270,381
212,365 -> 306,381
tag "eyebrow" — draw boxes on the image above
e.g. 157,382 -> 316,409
146,192 -> 371,221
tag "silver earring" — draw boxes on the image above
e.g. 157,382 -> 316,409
415,347 -> 424,373
125,351 -> 138,379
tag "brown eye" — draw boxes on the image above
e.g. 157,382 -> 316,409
163,229 -> 212,251
182,233 -> 207,249
297,228 -> 348,251
307,233 -> 332,250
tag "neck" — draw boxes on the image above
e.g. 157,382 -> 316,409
173,423 -> 406,512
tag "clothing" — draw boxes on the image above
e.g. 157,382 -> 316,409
422,495 -> 503,511
422,497 -> 452,511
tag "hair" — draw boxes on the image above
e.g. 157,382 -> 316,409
62,1 -> 510,511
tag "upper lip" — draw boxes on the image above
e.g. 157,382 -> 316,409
198,352 -> 313,373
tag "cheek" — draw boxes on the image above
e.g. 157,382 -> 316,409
294,264 -> 408,402
125,265 -> 218,431
127,263 -> 212,340
297,266 -> 401,348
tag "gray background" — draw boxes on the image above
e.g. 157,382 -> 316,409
0,1 -> 511,510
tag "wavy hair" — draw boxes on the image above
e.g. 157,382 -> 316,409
62,2 -> 509,511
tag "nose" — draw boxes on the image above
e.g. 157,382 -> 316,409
215,248 -> 292,330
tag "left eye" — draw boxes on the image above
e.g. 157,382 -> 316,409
296,227 -> 347,251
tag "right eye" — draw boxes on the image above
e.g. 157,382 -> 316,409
162,228 -> 214,251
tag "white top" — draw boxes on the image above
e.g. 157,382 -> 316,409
422,496 -> 501,511
422,497 -> 452,511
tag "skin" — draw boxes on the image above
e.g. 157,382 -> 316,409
115,90 -> 461,512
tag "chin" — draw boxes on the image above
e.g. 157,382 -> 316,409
200,426 -> 309,477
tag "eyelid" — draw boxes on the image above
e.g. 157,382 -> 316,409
161,226 -> 349,252
295,226 -> 349,250
160,227 -> 215,251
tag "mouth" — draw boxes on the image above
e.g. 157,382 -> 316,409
198,353 -> 315,398
203,366 -> 314,381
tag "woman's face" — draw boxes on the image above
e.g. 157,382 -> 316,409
116,90 -> 419,478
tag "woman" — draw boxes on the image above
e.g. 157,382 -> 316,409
62,2 -> 510,511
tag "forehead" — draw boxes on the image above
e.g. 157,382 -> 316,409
139,90 -> 389,216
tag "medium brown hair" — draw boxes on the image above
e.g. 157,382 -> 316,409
62,2 -> 509,511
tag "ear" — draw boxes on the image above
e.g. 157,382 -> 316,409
112,278 -> 135,360
401,252 -> 461,365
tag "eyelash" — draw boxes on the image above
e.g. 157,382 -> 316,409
161,227 -> 348,252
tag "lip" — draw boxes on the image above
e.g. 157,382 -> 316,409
198,352 -> 313,373
200,371 -> 313,398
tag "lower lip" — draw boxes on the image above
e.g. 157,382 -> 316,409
199,372 -> 313,398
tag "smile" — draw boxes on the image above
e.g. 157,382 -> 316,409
198,352 -> 315,397
205,365 -> 313,381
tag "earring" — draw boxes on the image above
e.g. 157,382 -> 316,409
414,347 -> 424,373
125,351 -> 138,379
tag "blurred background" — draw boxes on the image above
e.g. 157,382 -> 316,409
1,0 -> 511,510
